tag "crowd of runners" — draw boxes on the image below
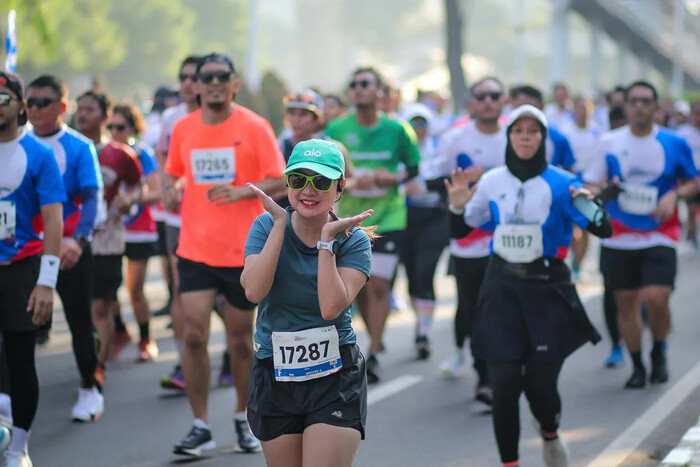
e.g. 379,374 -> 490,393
0,51 -> 699,467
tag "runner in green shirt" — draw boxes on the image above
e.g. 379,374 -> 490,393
325,67 -> 421,383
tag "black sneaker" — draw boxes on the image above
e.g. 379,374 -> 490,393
624,366 -> 646,389
366,354 -> 381,385
475,382 -> 493,406
173,425 -> 216,456
234,419 -> 261,453
650,353 -> 669,384
415,335 -> 430,360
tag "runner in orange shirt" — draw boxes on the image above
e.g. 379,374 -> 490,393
164,53 -> 286,457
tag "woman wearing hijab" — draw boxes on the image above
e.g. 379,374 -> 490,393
446,105 -> 612,467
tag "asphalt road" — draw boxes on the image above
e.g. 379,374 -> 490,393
28,244 -> 700,466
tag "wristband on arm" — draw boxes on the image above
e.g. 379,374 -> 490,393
37,254 -> 61,289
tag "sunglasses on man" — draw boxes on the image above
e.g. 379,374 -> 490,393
349,80 -> 372,90
473,91 -> 502,102
26,97 -> 58,109
285,172 -> 335,192
197,71 -> 233,84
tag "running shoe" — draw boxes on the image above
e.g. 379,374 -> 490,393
415,335 -> 430,360
160,365 -> 185,390
624,366 -> 646,389
173,426 -> 216,457
440,350 -> 464,379
650,352 -> 669,384
604,345 -> 624,368
475,382 -> 493,406
542,437 -> 571,467
109,330 -> 131,361
234,419 -> 261,453
136,338 -> 159,362
71,387 -> 104,422
2,450 -> 32,467
366,353 -> 382,385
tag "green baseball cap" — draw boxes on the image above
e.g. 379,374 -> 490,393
284,139 -> 345,180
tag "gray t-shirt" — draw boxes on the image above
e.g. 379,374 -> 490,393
245,209 -> 372,359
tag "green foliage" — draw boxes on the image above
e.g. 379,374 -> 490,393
259,71 -> 288,135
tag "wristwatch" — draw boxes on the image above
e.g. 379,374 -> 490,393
73,234 -> 91,250
317,239 -> 340,256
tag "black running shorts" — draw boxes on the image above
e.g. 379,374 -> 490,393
125,241 -> 159,261
247,344 -> 367,441
177,257 -> 256,311
93,254 -> 123,300
600,246 -> 676,290
0,255 -> 40,332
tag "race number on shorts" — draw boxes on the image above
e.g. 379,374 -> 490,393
493,223 -> 543,263
0,201 -> 16,240
272,326 -> 342,382
618,183 -> 658,215
191,148 -> 236,184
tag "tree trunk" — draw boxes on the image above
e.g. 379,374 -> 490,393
445,0 -> 467,114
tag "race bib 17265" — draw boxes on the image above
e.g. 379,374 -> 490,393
0,201 -> 16,240
191,148 -> 236,185
493,223 -> 543,264
272,325 -> 342,382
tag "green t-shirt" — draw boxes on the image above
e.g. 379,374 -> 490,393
325,113 -> 421,233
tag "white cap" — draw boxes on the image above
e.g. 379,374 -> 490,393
507,104 -> 548,129
401,102 -> 434,128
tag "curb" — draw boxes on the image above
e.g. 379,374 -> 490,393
662,416 -> 700,466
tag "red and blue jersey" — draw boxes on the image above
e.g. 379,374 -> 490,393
583,125 -> 699,250
31,125 -> 101,238
0,130 -> 66,264
124,142 -> 158,243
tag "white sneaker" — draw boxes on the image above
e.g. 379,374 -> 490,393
543,437 -> 571,467
2,450 -> 32,467
440,350 -> 464,379
71,388 -> 104,422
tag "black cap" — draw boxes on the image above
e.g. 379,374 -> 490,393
0,70 -> 27,126
196,53 -> 235,74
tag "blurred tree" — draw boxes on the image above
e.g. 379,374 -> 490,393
182,0 -> 248,64
259,70 -> 288,135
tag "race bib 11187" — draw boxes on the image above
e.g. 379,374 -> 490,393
493,223 -> 543,264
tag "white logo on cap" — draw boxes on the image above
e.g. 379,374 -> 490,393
304,149 -> 322,157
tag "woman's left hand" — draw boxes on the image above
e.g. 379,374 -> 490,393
570,186 -> 594,200
321,209 -> 374,241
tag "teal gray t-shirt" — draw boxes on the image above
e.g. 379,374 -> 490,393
245,208 -> 372,359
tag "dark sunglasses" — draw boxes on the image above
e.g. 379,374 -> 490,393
178,73 -> 197,83
0,93 -> 16,106
410,119 -> 428,129
26,97 -> 58,109
473,92 -> 502,102
285,172 -> 335,192
627,97 -> 654,106
197,71 -> 233,84
106,123 -> 127,131
349,80 -> 371,90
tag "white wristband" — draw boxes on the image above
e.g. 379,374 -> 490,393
36,254 -> 60,289
448,204 -> 465,215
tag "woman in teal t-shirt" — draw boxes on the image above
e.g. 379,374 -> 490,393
242,139 -> 374,467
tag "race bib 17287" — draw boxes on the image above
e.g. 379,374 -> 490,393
191,148 -> 236,185
272,325 -> 342,382
0,201 -> 16,240
493,223 -> 543,264
618,183 -> 658,215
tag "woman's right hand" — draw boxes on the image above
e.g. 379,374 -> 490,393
444,168 -> 479,210
246,183 -> 287,222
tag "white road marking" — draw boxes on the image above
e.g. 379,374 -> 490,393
587,358 -> 700,466
367,374 -> 424,407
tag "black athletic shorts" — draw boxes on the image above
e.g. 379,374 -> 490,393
247,344 -> 367,441
0,255 -> 40,332
156,221 -> 168,256
371,230 -> 404,281
125,241 -> 159,261
177,257 -> 256,310
600,246 -> 676,290
93,254 -> 123,300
